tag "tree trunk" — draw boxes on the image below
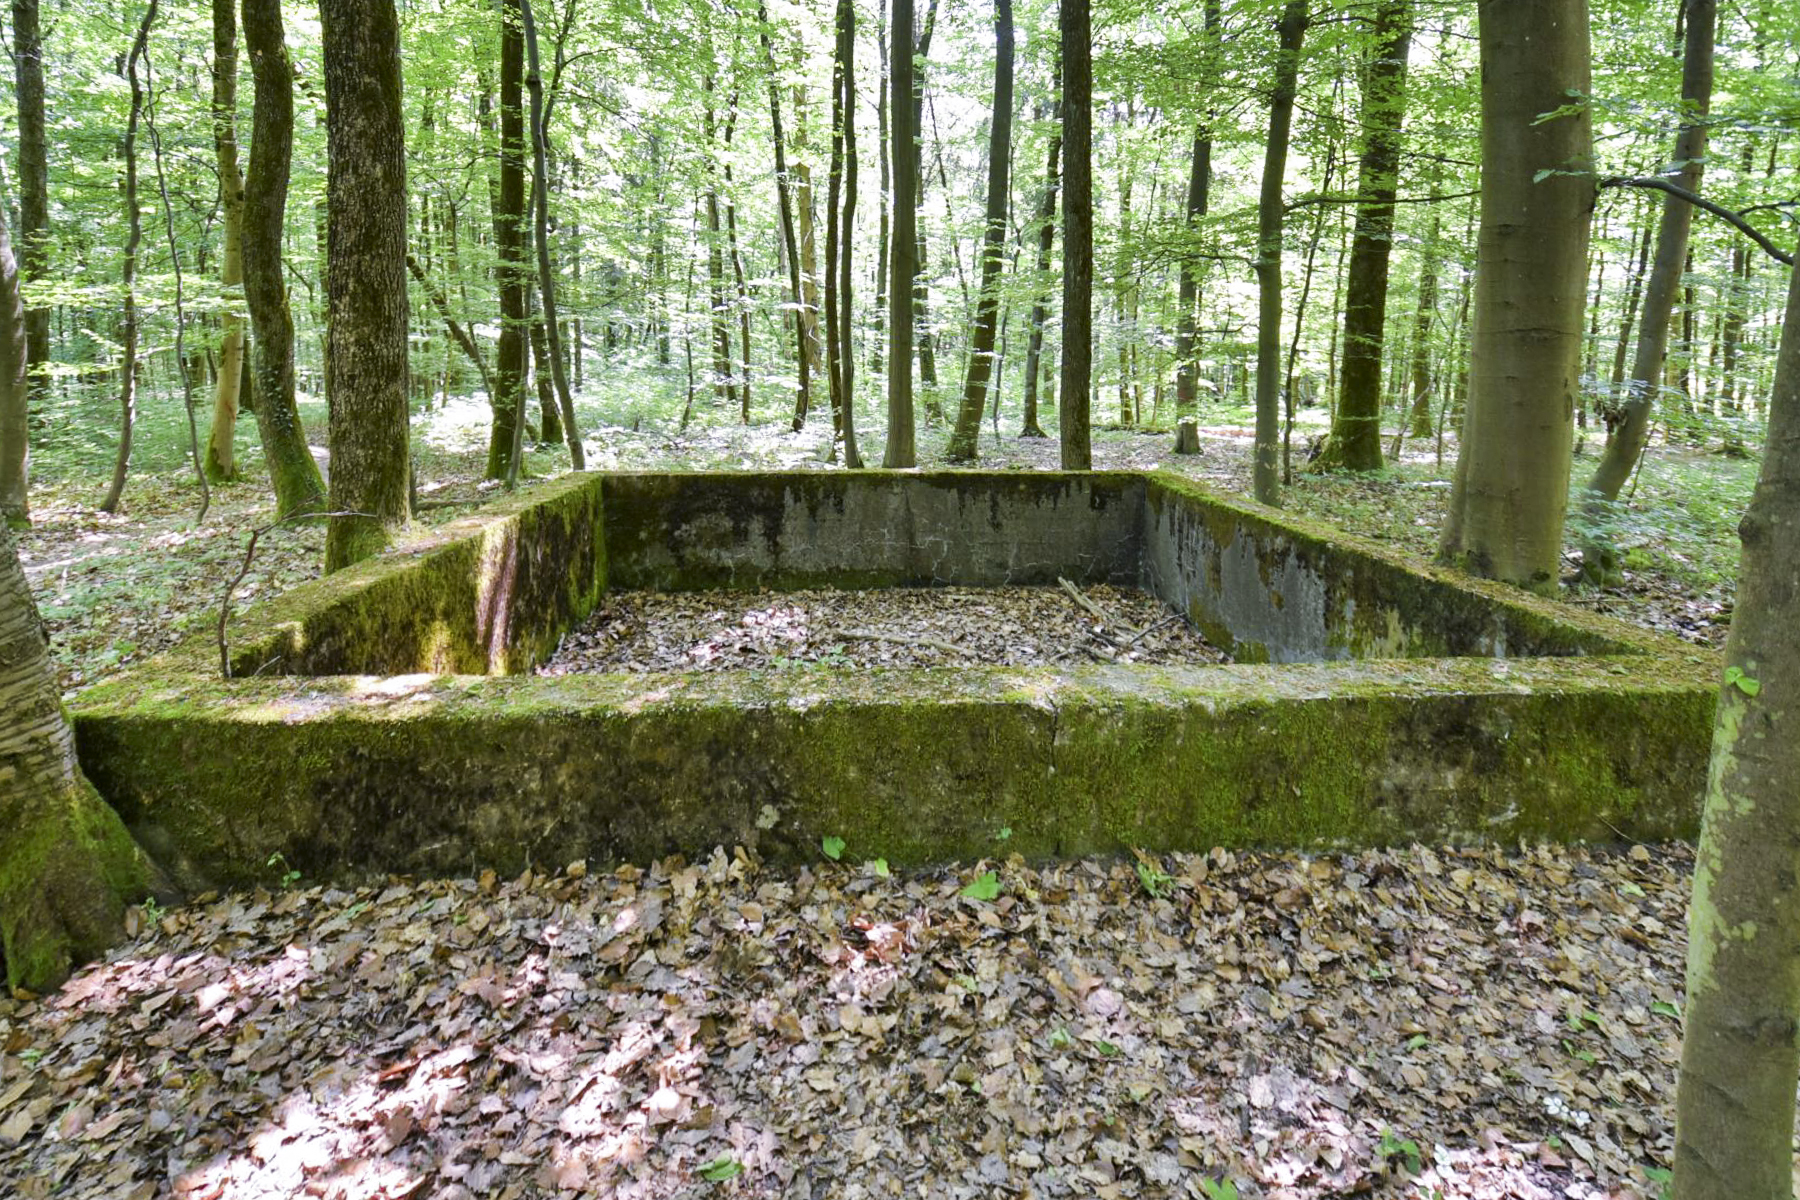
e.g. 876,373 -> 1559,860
721,90 -> 753,423
241,0 -> 327,518
1437,0 -> 1592,591
871,15 -> 889,378
704,77 -> 735,412
204,0 -> 247,483
0,524 -> 169,992
520,0 -> 583,469
1020,79 -> 1060,440
910,0 -> 941,410
1314,0 -> 1411,472
100,5 -> 156,516
883,0 -> 916,467
0,175 -> 28,528
1671,230 -> 1800,1200
1579,0 -> 1713,580
1251,0 -> 1308,505
321,0 -> 411,573
1172,95 -> 1213,425
12,0 -> 48,508
946,0 -> 1013,461
835,0 -> 861,467
759,3 -> 811,434
486,1 -> 530,481
1406,207 -> 1440,438
1058,0 -> 1092,470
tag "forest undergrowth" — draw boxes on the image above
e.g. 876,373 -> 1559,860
0,375 -> 1755,1199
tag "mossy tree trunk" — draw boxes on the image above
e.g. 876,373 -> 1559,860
1251,0 -> 1307,504
1313,0 -> 1411,473
204,0 -> 247,484
945,0 -> 1013,462
0,526 -> 169,992
1672,232 -> 1800,1200
1437,0 -> 1591,591
321,0 -> 412,572
242,0 -> 328,519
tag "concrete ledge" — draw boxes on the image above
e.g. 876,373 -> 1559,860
70,469 -> 1717,887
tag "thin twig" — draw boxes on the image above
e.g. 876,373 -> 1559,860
1597,176 -> 1794,265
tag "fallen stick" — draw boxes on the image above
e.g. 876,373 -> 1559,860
1057,576 -> 1146,639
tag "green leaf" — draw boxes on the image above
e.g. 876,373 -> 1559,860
1092,1038 -> 1121,1057
821,835 -> 845,861
698,1155 -> 743,1182
1651,1000 -> 1681,1018
960,870 -> 1001,901
1047,1025 -> 1073,1049
869,857 -> 890,877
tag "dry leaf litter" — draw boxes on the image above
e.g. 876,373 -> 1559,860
538,584 -> 1229,674
2,842 -> 1690,1199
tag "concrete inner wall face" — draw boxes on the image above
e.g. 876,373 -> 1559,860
602,473 -> 1146,591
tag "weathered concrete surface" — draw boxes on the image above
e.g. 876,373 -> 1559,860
602,472 -> 1145,591
70,468 -> 1716,885
207,473 -> 606,678
72,656 -> 1713,889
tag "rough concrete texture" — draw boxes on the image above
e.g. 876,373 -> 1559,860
71,469 -> 1715,884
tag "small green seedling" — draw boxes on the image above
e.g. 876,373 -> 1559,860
1199,1178 -> 1239,1200
1651,1000 -> 1680,1019
868,858 -> 890,877
1135,859 -> 1173,899
266,851 -> 301,890
821,835 -> 846,861
1047,1026 -> 1073,1049
697,1154 -> 743,1182
960,870 -> 1001,901
1644,1165 -> 1672,1200
1378,1128 -> 1423,1175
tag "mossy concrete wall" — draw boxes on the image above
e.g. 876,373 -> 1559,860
68,468 -> 1718,887
73,657 -> 1712,889
601,471 -> 1145,591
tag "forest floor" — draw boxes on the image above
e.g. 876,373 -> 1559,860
1,393 -> 1753,1198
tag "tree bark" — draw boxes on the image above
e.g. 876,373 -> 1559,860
1406,207 -> 1440,438
1058,0 -> 1092,470
0,524 -> 168,991
1437,0 -> 1592,590
0,174 -> 29,528
1252,0 -> 1308,504
836,0 -> 861,468
946,0 -> 1013,461
486,3 -> 530,481
321,0 -> 411,572
241,0 -> 327,518
520,0 -> 582,469
100,4 -> 156,516
12,0 -> 48,507
1314,0 -> 1411,472
1579,0 -> 1714,581
883,0 -> 917,467
759,2 -> 811,435
721,94 -> 753,424
704,76 -> 735,412
1172,78 -> 1214,427
205,0 -> 247,483
1671,229 -> 1800,1200
1020,79 -> 1060,440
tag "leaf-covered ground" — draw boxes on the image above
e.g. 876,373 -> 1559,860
2,843 -> 1689,1199
538,584 -> 1229,674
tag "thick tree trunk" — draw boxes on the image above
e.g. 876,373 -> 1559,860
321,0 -> 411,572
946,0 -> 1014,461
241,0 -> 327,518
12,0 -> 48,512
1172,94 -> 1213,426
871,17 -> 889,378
1579,0 -> 1714,581
1438,0 -> 1592,590
0,525 -> 168,992
1020,81 -> 1060,441
1251,0 -> 1308,504
520,0 -> 583,469
1314,0 -> 1411,472
0,178 -> 29,527
883,0 -> 916,467
1671,235 -> 1800,1200
1058,0 -> 1092,470
205,0 -> 247,483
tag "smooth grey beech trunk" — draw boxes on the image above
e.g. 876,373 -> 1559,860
1058,0 -> 1092,470
241,0 -> 327,519
1251,0 -> 1308,504
204,0 -> 247,484
486,0 -> 530,482
11,0 -> 48,509
883,0 -> 917,467
0,179 -> 27,528
1672,238 -> 1800,1200
1437,0 -> 1592,590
